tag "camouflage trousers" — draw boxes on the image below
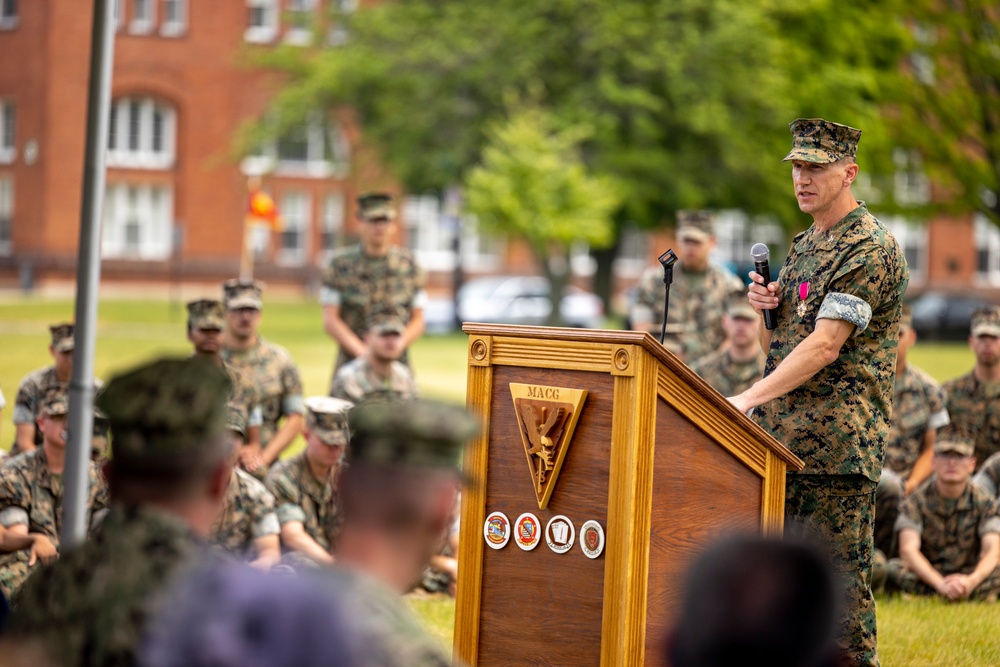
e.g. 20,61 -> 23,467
874,469 -> 904,558
885,559 -> 1000,601
0,550 -> 35,599
785,474 -> 879,667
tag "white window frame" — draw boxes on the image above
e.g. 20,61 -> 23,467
160,0 -> 186,37
975,214 -> 1000,287
240,118 -> 350,179
613,223 -> 649,280
285,0 -> 315,46
404,195 -> 504,273
0,176 -> 13,256
893,148 -> 931,206
129,0 -> 156,35
245,0 -> 278,43
0,0 -> 18,30
107,96 -> 176,170
712,209 -> 784,276
0,100 -> 15,164
883,215 -> 928,288
317,192 -> 344,265
276,191 -> 310,266
101,183 -> 173,260
114,0 -> 125,31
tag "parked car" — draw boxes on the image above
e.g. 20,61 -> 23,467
455,276 -> 604,329
909,291 -> 995,341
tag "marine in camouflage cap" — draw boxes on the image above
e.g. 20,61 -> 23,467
367,311 -> 406,337
39,385 -> 69,417
222,279 -> 264,311
48,323 -> 75,354
970,305 -> 1000,337
782,118 -> 862,164
348,399 -> 480,472
304,396 -> 352,446
187,299 -> 226,331
357,192 -> 396,221
726,293 -> 758,321
676,210 -> 715,243
96,357 -> 232,472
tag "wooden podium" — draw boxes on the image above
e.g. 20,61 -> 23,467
454,324 -> 803,667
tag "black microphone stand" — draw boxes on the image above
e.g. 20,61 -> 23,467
657,249 -> 678,346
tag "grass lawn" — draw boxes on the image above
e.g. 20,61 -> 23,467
2,294 -> 997,665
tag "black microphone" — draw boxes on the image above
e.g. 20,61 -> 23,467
751,243 -> 778,331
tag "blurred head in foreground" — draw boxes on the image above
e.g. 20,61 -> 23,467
139,563 -> 364,667
665,535 -> 841,667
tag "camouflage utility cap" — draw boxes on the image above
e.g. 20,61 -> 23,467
782,118 -> 861,164
970,305 -> 1000,337
49,323 -> 75,353
368,311 -> 405,336
726,295 -> 757,320
357,192 -> 395,221
187,299 -> 226,330
96,357 -> 231,469
677,210 -> 714,243
348,399 -> 480,471
305,396 -> 353,446
899,303 -> 913,329
40,385 -> 69,417
222,279 -> 264,311
934,437 -> 974,457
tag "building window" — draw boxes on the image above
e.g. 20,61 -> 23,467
277,191 -> 310,265
893,148 -> 931,206
161,0 -> 186,36
884,216 -> 928,288
241,117 -> 349,179
404,195 -> 504,273
910,23 -> 936,86
975,214 -> 1000,287
101,183 -> 173,260
130,0 -> 155,34
318,192 -> 344,264
713,209 -> 784,280
114,0 -> 124,31
0,176 -> 12,255
614,223 -> 650,280
0,100 -> 14,164
286,0 -> 314,45
107,96 -> 176,170
245,0 -> 278,43
0,0 -> 18,30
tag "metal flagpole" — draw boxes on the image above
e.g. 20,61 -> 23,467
61,0 -> 116,548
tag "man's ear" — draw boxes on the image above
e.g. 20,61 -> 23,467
843,162 -> 859,186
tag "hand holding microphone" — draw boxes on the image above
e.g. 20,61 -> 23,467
750,243 -> 778,331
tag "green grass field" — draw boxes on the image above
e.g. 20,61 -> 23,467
2,295 -> 998,665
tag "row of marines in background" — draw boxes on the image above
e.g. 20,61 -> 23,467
0,273 -> 442,604
631,210 -> 1000,601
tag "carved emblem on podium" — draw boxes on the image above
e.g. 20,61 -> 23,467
510,383 -> 588,509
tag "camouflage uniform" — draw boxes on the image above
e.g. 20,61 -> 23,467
221,336 -> 304,464
631,261 -> 744,363
321,245 -> 426,372
940,371 -> 1000,471
0,448 -> 109,597
874,363 -> 949,556
11,367 -> 62,454
7,357 -> 233,666
266,452 -> 340,554
689,348 -> 765,397
212,467 -> 280,562
9,505 -> 220,665
886,478 -> 1000,599
973,451 -> 1000,498
755,119 -> 909,667
330,355 -> 419,404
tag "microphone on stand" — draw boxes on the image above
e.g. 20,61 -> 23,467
750,243 -> 778,331
657,249 -> 678,345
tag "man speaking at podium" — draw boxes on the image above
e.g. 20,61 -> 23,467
728,118 -> 908,667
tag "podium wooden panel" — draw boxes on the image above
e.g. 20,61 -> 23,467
454,324 -> 802,667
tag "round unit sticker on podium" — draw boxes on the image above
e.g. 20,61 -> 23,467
545,515 -> 575,554
580,520 -> 605,559
483,512 -> 510,550
514,513 -> 541,551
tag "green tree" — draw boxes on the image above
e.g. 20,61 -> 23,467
465,105 -> 620,325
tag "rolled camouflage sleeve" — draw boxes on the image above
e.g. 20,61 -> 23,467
320,260 -> 342,307
281,360 -> 305,415
816,292 -> 872,335
926,382 -> 950,431
12,379 -> 37,425
818,242 -> 898,337
0,469 -> 30,528
249,483 -> 280,538
979,499 -> 1000,537
894,496 -> 923,535
265,468 -> 306,527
